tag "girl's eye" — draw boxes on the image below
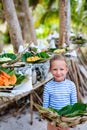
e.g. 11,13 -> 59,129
60,69 -> 64,70
53,69 -> 57,71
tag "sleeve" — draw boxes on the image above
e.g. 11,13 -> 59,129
70,82 -> 77,104
43,84 -> 50,108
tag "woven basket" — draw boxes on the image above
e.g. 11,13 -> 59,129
34,104 -> 87,128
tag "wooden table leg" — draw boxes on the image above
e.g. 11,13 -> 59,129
30,92 -> 33,125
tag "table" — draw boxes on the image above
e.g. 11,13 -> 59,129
0,73 -> 53,124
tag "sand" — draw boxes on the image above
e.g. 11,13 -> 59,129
0,108 -> 87,130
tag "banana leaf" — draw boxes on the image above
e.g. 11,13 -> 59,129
58,102 -> 87,116
36,52 -> 49,59
47,102 -> 87,118
0,53 -> 16,64
1,53 -> 16,59
0,67 -> 15,74
48,48 -> 58,52
21,52 -> 33,62
0,53 -> 16,59
66,110 -> 85,117
15,73 -> 26,85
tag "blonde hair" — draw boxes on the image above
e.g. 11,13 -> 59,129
50,54 -> 68,69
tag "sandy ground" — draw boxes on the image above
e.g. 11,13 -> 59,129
0,108 -> 87,130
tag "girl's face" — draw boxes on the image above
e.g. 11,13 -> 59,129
50,60 -> 68,82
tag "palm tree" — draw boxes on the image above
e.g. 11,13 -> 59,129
71,0 -> 87,34
2,0 -> 24,53
58,0 -> 70,47
22,0 -> 37,45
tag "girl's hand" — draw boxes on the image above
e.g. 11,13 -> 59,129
56,126 -> 62,130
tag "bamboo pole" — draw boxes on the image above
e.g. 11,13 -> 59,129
71,60 -> 81,102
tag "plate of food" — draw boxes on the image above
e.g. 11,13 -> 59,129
22,52 -> 50,63
0,53 -> 16,64
0,68 -> 26,90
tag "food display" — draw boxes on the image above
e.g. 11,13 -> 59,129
21,52 -> 50,63
71,35 -> 87,45
0,53 -> 16,63
53,48 -> 66,54
0,68 -> 26,89
0,71 -> 17,87
0,48 -> 69,89
26,56 -> 41,62
47,48 -> 69,54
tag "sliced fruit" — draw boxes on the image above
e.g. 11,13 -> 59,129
9,74 -> 17,85
1,71 -> 11,79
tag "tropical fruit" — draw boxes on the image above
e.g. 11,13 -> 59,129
0,71 -> 17,86
26,56 -> 41,62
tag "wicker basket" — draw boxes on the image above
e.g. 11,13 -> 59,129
34,104 -> 87,128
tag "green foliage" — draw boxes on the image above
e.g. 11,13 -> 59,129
40,9 -> 58,24
21,52 -> 33,62
72,36 -> 87,44
0,67 -> 15,75
48,102 -> 87,117
0,3 -> 3,9
71,0 -> 87,33
0,53 -> 16,60
15,73 -> 26,85
2,33 -> 10,44
36,25 -> 50,38
48,107 -> 59,114
36,52 -> 49,58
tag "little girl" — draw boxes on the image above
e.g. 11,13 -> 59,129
43,54 -> 77,130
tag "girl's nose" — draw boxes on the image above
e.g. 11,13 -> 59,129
57,70 -> 60,74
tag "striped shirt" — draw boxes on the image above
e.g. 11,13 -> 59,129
43,79 -> 77,110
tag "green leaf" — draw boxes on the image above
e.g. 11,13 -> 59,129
58,102 -> 87,116
58,105 -> 73,116
15,74 -> 26,85
36,52 -> 49,59
2,53 -> 16,60
66,110 -> 85,117
21,52 -> 32,62
48,48 -> 58,52
48,107 -> 59,114
0,67 -> 15,74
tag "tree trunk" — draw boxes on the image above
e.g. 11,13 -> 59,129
2,0 -> 24,53
16,3 -> 31,43
22,0 -> 37,45
58,0 -> 70,48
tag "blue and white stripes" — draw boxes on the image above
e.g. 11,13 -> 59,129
43,79 -> 77,110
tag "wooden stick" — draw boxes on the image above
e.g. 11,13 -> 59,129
30,92 -> 33,125
77,53 -> 87,71
75,63 -> 85,97
13,103 -> 28,116
33,91 -> 42,104
79,47 -> 87,63
71,60 -> 81,102
7,43 -> 31,65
